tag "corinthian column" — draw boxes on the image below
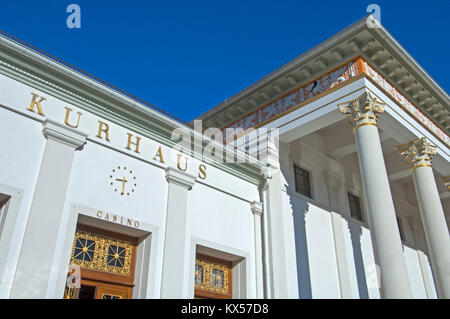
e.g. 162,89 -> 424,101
338,92 -> 412,298
396,138 -> 450,298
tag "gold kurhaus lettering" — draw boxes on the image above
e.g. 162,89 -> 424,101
25,91 -> 209,181
198,164 -> 207,179
97,121 -> 110,141
27,93 -> 46,116
64,107 -> 82,128
153,146 -> 165,163
177,154 -> 188,171
126,133 -> 141,153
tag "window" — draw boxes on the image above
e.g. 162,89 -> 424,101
348,193 -> 364,222
294,165 -> 311,198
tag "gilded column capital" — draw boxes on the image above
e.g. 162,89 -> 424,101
337,91 -> 385,133
396,137 -> 437,172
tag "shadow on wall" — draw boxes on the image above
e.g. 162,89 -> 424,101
288,193 -> 313,299
348,222 -> 369,299
288,189 -> 371,299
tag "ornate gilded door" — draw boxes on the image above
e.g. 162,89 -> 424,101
194,254 -> 232,299
64,225 -> 137,299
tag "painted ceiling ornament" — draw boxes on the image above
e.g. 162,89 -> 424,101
337,91 -> 386,133
395,137 -> 437,171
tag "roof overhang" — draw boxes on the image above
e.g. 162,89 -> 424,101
195,16 -> 449,137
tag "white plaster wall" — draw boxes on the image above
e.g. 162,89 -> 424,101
66,141 -> 168,226
403,245 -> 427,298
188,182 -> 257,297
0,108 -> 45,296
289,191 -> 341,298
0,71 -> 261,298
419,252 -> 438,299
304,204 -> 341,298
0,109 -> 44,203
342,218 -> 380,299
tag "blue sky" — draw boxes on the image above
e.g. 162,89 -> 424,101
0,0 -> 448,121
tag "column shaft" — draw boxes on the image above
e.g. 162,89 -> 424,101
412,166 -> 450,298
355,125 -> 412,298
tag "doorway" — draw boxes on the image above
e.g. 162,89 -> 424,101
64,224 -> 137,299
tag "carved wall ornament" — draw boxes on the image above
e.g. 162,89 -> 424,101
337,91 -> 385,133
396,137 -> 437,171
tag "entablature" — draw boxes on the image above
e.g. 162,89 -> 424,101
196,16 -> 449,148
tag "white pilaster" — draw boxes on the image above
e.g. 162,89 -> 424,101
338,92 -> 412,298
10,119 -> 87,298
160,167 -> 196,298
261,140 -> 299,298
397,137 -> 450,298
250,200 -> 264,299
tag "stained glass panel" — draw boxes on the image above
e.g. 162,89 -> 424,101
195,264 -> 203,284
211,269 -> 224,288
70,230 -> 133,276
194,257 -> 231,296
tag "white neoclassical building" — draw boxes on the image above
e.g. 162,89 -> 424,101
0,16 -> 448,299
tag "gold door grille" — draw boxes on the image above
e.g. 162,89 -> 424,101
195,257 -> 231,296
70,230 -> 133,276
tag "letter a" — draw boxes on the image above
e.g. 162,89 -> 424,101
66,4 -> 81,29
153,146 -> 165,163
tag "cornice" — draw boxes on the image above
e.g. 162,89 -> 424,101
196,16 -> 449,137
194,16 -> 371,122
367,21 -> 450,109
